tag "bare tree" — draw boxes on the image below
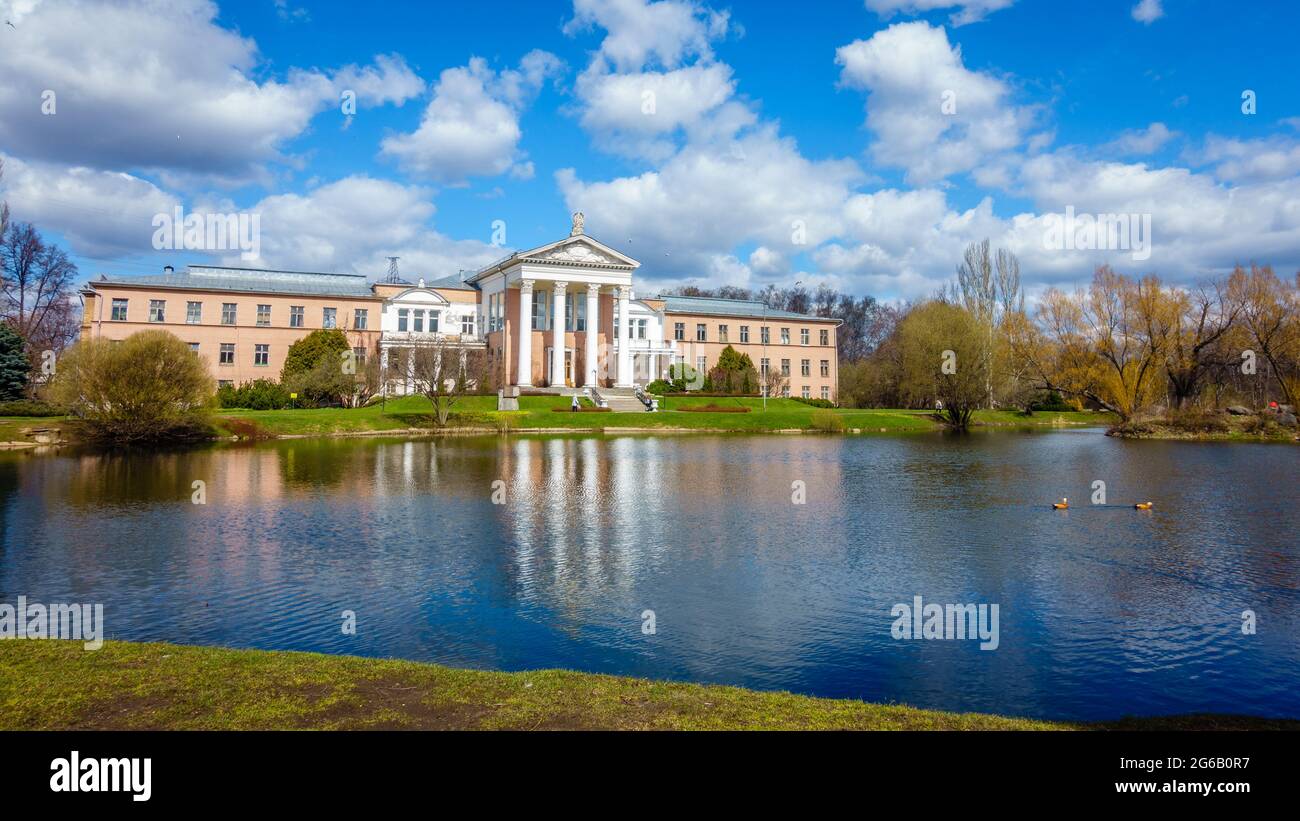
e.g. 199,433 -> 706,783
1,221 -> 80,356
409,341 -> 489,426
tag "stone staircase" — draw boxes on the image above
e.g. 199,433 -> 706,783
593,386 -> 652,412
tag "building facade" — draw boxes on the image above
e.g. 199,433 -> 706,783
80,215 -> 840,400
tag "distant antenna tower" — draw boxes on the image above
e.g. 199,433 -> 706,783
386,256 -> 401,283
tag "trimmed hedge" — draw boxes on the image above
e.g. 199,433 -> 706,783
0,399 -> 64,417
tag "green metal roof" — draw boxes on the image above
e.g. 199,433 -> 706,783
659,294 -> 837,322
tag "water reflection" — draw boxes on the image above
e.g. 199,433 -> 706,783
1,431 -> 1296,721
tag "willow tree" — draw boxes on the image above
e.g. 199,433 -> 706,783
897,300 -> 990,429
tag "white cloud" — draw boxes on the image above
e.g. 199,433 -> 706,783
380,51 -> 562,183
575,64 -> 737,160
0,153 -> 180,258
1103,122 -> 1179,155
1185,135 -> 1300,183
836,22 -> 1036,183
0,0 -> 423,182
1131,0 -> 1164,24
564,0 -> 729,73
864,0 -> 1017,27
222,176 -> 503,276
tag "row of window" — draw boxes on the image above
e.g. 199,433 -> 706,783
394,308 -> 475,336
692,353 -> 832,379
188,342 -> 367,369
673,323 -> 830,346
111,298 -> 367,330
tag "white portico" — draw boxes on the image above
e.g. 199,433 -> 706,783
469,213 -> 643,390
377,277 -> 484,395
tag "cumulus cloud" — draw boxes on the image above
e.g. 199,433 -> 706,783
0,153 -> 181,258
1104,122 -> 1179,155
1131,0 -> 1164,24
221,176 -> 503,276
380,51 -> 562,183
836,22 -> 1037,183
1184,134 -> 1300,183
0,0 -> 423,182
864,0 -> 1017,27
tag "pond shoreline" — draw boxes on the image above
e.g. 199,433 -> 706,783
4,640 -> 1294,731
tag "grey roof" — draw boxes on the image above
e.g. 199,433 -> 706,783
422,273 -> 477,291
96,266 -> 379,298
659,294 -> 836,322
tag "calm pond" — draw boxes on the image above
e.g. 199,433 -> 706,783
2,429 -> 1297,721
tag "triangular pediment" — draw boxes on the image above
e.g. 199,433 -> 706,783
518,235 -> 640,269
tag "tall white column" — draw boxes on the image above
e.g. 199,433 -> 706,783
615,285 -> 632,387
380,345 -> 389,397
517,279 -> 534,386
584,283 -> 600,387
551,282 -> 567,388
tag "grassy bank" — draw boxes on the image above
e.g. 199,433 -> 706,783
211,395 -> 1110,438
1109,412 -> 1298,443
2,640 -> 1289,730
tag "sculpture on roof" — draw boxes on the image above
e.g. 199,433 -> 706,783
570,211 -> 585,237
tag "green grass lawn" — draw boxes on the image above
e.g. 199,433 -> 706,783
3,640 -> 1287,730
212,395 -> 1114,438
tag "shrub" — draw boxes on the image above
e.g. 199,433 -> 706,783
49,330 -> 215,443
0,399 -> 63,416
1163,410 -> 1229,434
217,379 -> 292,410
810,409 -> 846,432
792,397 -> 836,409
1029,391 -> 1075,412
646,379 -> 673,395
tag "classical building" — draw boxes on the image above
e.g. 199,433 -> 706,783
80,215 -> 840,401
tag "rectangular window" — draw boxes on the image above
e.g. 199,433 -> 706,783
413,309 -> 424,333
760,326 -> 770,345
781,358 -> 790,377
801,328 -> 810,345
782,385 -> 790,398
354,308 -> 367,330
696,355 -> 707,374
718,324 -> 729,343
759,357 -> 769,377
111,299 -> 129,321
186,301 -> 202,324
696,323 -> 707,342
397,308 -> 409,332
290,306 -> 304,328
353,346 -> 367,367
148,300 -> 165,323
820,329 -> 829,346
323,307 -> 337,329
461,314 -> 475,336
221,303 -> 237,325
674,322 -> 685,341
739,325 -> 749,343
254,344 -> 269,366
219,343 -> 234,365
429,311 -> 439,333
565,293 -> 574,332
256,304 -> 271,326
218,380 -> 233,389
532,290 -> 549,332
614,316 -> 619,340
780,327 -> 790,345
188,342 -> 200,353
821,359 -> 830,377
802,386 -> 810,399
821,386 -> 829,400
637,318 -> 647,339
801,359 -> 810,377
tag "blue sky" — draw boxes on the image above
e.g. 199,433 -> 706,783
1,0 -> 1297,301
